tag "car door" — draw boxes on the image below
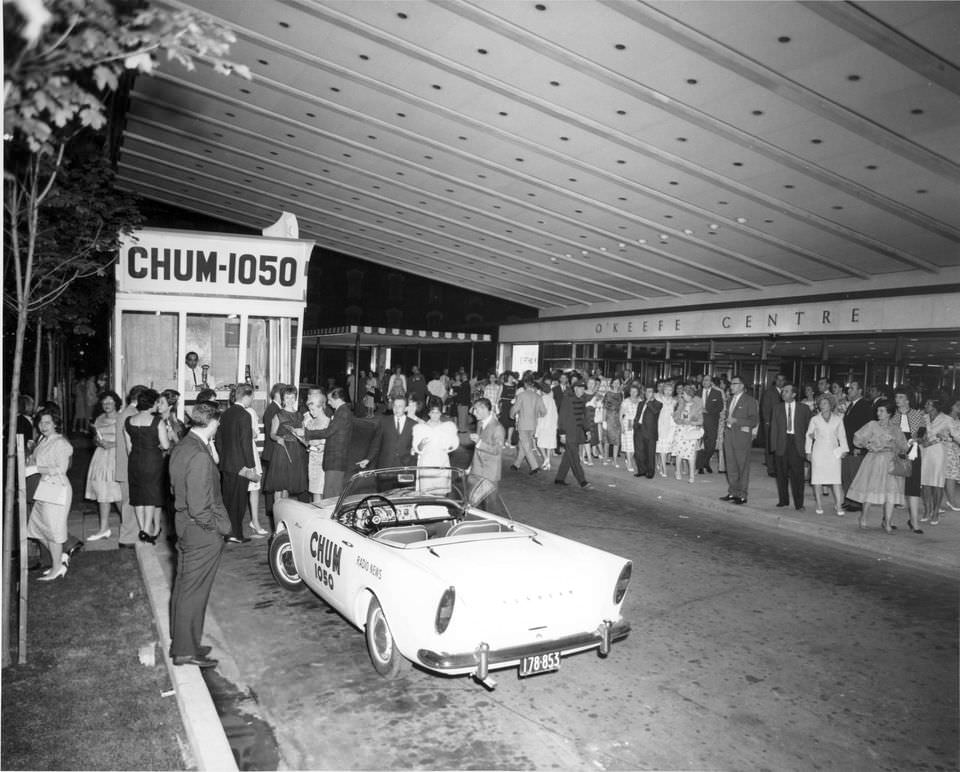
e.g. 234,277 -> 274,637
302,516 -> 361,621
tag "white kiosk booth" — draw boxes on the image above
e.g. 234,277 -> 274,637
114,227 -> 315,417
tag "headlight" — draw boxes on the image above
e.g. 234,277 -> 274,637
613,562 -> 632,604
435,586 -> 455,634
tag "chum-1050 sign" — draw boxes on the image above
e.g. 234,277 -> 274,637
117,228 -> 313,301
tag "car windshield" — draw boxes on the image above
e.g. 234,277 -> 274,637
331,467 -> 512,537
337,467 -> 469,509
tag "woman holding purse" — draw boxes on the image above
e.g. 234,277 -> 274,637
846,400 -> 915,533
27,410 -> 74,581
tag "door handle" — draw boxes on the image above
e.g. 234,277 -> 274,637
342,540 -> 353,548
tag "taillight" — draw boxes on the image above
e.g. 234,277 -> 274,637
613,562 -> 631,604
435,586 -> 455,634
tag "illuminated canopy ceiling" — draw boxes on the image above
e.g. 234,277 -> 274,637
115,0 -> 960,315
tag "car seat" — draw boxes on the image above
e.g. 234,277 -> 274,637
373,525 -> 429,545
445,520 -> 502,538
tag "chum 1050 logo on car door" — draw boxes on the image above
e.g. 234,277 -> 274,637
310,532 -> 342,590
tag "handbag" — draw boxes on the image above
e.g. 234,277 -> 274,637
888,455 -> 912,477
34,478 -> 68,505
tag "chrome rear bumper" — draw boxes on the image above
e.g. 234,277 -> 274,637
417,619 -> 630,676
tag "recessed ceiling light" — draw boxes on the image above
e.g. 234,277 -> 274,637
615,43 -> 626,50
736,217 -> 747,223
683,228 -> 694,235
638,238 -> 647,244
847,74 -> 861,81
709,223 -> 720,231
777,36 -> 791,43
686,78 -> 698,85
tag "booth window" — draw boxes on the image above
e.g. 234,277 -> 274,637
122,311 -> 177,393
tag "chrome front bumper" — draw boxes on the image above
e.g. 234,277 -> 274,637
417,619 -> 630,677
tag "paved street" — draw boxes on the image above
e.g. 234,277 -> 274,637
204,469 -> 957,771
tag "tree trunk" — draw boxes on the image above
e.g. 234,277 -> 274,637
33,317 -> 42,407
2,308 -> 29,668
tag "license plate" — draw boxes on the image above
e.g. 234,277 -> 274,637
519,650 -> 561,677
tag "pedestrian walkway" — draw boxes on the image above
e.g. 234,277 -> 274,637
510,446 -> 959,578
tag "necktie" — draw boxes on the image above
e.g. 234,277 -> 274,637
787,403 -> 793,434
396,417 -> 402,433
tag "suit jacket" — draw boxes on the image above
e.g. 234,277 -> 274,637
260,400 -> 281,462
303,403 -> 354,472
760,383 -> 782,424
366,414 -> 416,469
843,397 -> 874,451
215,403 -> 255,475
770,401 -> 811,456
471,416 -> 505,482
726,392 -> 760,440
634,398 -> 662,439
510,388 -> 546,431
169,432 -> 231,537
556,391 -> 586,444
701,386 -> 724,416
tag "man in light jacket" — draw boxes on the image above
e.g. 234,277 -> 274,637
510,375 -> 547,474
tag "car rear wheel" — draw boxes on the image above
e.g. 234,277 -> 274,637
268,532 -> 305,592
365,597 -> 407,678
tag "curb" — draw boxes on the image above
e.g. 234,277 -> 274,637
579,461 -> 959,579
136,542 -> 238,772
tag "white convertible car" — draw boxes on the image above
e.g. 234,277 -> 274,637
269,467 -> 631,688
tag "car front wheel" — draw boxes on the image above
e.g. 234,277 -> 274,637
268,532 -> 305,592
365,597 -> 407,678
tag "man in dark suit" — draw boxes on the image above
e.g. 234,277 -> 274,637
721,375 -> 760,505
760,373 -> 785,477
696,375 -> 724,473
299,387 -> 354,500
215,384 -> 258,543
468,397 -> 507,514
770,383 -> 811,511
633,385 -> 662,478
364,396 -> 416,489
168,402 -> 232,668
555,383 -> 592,489
841,381 -> 874,511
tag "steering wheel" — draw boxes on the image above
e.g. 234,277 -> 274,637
356,494 -> 398,531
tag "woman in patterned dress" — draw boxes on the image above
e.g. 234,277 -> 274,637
619,383 -> 642,474
941,399 -> 960,514
670,385 -> 704,484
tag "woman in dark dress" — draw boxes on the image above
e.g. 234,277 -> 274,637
264,385 -> 308,498
124,388 -> 169,544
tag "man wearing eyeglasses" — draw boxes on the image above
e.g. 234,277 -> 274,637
720,376 -> 759,505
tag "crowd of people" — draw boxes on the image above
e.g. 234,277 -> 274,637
14,364 -> 959,667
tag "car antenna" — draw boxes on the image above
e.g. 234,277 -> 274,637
428,546 -> 440,558
529,535 -> 543,546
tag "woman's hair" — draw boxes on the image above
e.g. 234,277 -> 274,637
925,397 -> 942,413
280,385 -> 298,402
875,399 -> 894,417
98,390 -> 122,412
136,388 -> 159,411
161,389 -> 180,408
818,394 -> 836,411
269,382 -> 287,400
34,409 -> 63,434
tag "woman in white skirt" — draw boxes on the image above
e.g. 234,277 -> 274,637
84,391 -> 123,541
655,380 -> 677,478
27,410 -> 74,581
535,382 -> 558,471
246,400 -> 268,534
805,396 -> 849,515
303,394 -> 331,503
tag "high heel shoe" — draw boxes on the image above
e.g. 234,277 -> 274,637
881,516 -> 893,534
146,528 -> 161,545
946,501 -> 960,512
857,514 -> 867,530
138,530 -> 150,543
38,564 -> 67,582
907,520 -> 924,534
88,528 -> 112,542
249,523 -> 268,537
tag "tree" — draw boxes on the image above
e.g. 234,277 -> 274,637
3,0 -> 249,666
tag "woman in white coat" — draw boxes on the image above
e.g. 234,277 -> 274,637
535,382 -> 558,471
805,396 -> 849,515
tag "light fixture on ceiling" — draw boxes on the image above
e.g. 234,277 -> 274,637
736,217 -> 747,224
709,223 -> 720,231
683,229 -> 694,235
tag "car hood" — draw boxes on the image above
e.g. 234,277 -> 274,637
402,532 -> 623,631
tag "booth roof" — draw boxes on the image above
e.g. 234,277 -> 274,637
302,325 -> 491,348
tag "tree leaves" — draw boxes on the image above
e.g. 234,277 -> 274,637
4,0 -> 249,155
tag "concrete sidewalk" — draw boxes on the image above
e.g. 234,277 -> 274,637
520,445 -> 959,578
